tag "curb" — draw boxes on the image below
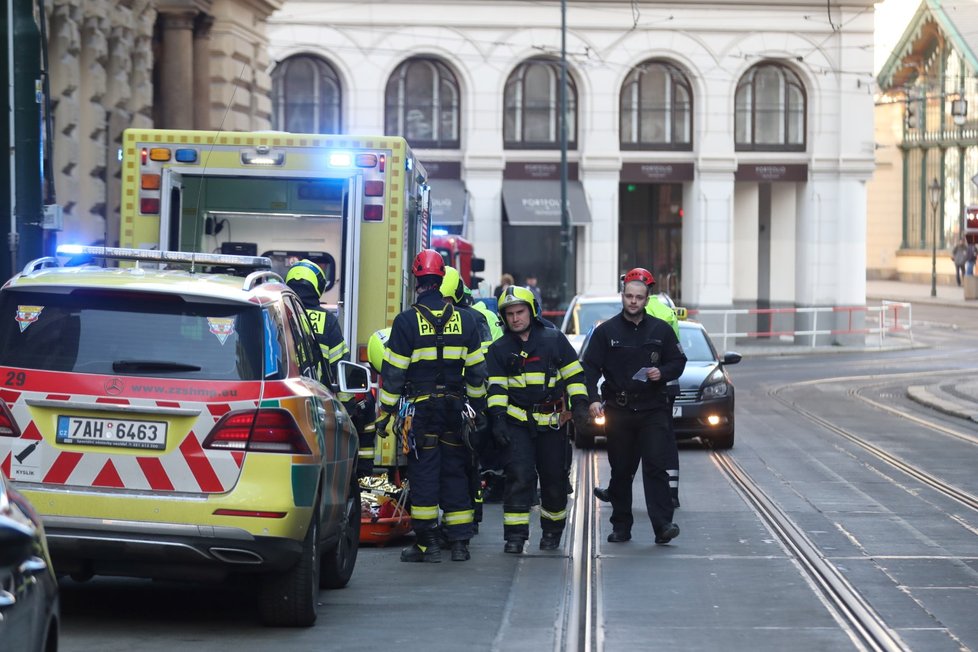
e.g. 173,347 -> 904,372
906,385 -> 978,423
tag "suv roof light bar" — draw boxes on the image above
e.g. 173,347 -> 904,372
55,245 -> 272,270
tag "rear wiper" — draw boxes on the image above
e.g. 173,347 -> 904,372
112,360 -> 203,372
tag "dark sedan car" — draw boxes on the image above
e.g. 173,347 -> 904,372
574,318 -> 740,449
0,473 -> 59,652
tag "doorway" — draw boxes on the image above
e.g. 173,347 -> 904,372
618,182 -> 683,300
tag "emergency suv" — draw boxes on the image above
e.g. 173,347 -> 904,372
0,246 -> 364,627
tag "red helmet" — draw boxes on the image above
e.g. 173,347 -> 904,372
623,267 -> 655,287
412,249 -> 446,278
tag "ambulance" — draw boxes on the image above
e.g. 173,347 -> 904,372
120,128 -> 432,363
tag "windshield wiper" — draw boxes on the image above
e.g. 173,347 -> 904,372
112,360 -> 203,372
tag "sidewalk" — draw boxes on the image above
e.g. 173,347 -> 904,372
866,277 -> 978,308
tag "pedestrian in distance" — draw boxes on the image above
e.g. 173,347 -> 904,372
966,239 -> 977,277
582,270 -> 687,545
374,249 -> 488,563
494,272 -> 515,300
486,286 -> 590,554
952,236 -> 969,286
525,274 -> 544,313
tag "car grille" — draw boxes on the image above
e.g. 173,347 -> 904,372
676,388 -> 699,403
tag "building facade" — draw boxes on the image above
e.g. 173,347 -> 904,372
873,0 -> 978,284
42,0 -> 281,250
268,0 -> 876,324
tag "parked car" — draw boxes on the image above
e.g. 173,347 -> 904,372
0,471 -> 59,652
571,298 -> 740,449
0,246 -> 364,627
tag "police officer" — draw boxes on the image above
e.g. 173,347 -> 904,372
375,249 -> 488,563
582,270 -> 686,545
487,286 -> 589,553
595,268 -> 682,507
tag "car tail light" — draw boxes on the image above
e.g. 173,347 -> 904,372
364,180 -> 384,197
0,403 -> 21,438
363,204 -> 383,221
140,198 -> 160,214
203,409 -> 311,454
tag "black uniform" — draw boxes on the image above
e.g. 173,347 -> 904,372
379,289 -> 488,543
582,311 -> 686,540
486,320 -> 588,544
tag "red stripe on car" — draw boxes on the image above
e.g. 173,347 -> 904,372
137,457 -> 175,491
22,422 -> 42,440
180,433 -> 223,492
92,460 -> 125,488
44,451 -> 83,484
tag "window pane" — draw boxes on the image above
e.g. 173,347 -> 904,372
674,85 -> 691,143
273,56 -> 342,134
754,68 -> 784,144
735,81 -> 751,144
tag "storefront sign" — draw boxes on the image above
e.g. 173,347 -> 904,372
620,162 -> 694,183
504,161 -> 579,181
735,163 -> 808,182
425,161 -> 461,179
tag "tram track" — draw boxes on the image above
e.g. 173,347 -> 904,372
711,450 -> 910,652
770,380 -> 978,513
559,450 -> 599,652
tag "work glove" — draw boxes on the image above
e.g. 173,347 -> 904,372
372,412 -> 393,438
474,411 -> 489,435
572,403 -> 590,428
491,415 -> 511,448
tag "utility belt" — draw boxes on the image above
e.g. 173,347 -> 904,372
601,385 -> 663,409
512,395 -> 564,414
404,382 -> 464,403
508,396 -> 566,430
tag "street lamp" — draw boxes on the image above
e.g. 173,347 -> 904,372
929,178 -> 941,297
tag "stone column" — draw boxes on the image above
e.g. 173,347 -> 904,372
48,0 -> 81,225
105,4 -> 134,247
158,10 -> 196,129
193,14 -> 214,130
128,0 -> 155,129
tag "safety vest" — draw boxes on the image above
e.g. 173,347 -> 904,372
645,295 -> 679,337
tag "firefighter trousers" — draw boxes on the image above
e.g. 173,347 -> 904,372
501,419 -> 569,541
406,397 -> 474,542
604,406 -> 676,537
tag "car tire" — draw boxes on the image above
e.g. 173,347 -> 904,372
320,478 -> 360,589
259,510 -> 321,627
710,429 -> 735,450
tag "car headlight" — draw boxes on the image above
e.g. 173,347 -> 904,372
702,382 -> 728,399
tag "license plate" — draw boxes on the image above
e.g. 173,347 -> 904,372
672,406 -> 682,418
57,415 -> 167,450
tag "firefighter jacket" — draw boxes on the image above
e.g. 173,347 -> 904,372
458,303 -> 493,355
486,321 -> 588,428
472,301 -> 504,341
645,295 -> 679,337
289,279 -> 350,366
378,289 -> 488,412
582,311 -> 686,411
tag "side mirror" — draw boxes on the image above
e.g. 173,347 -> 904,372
471,257 -> 485,273
722,352 -> 742,365
337,360 -> 372,393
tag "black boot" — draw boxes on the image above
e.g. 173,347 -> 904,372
503,537 -> 526,554
401,529 -> 442,563
450,540 -> 470,561
539,531 -> 561,550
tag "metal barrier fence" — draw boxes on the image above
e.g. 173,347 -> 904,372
687,302 -> 914,351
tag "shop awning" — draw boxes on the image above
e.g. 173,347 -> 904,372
430,179 -> 468,226
502,180 -> 592,226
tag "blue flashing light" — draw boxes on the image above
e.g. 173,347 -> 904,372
175,148 -> 198,163
57,244 -> 86,255
329,152 -> 352,167
432,228 -> 449,236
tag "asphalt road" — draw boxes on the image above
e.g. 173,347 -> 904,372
57,308 -> 978,652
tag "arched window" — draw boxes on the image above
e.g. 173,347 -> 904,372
271,55 -> 342,134
385,57 -> 460,148
504,59 -> 577,149
735,62 -> 806,151
620,60 -> 692,150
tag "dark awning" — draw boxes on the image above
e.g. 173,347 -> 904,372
430,179 -> 468,226
502,180 -> 591,226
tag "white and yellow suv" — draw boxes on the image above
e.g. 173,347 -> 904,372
0,246 -> 364,627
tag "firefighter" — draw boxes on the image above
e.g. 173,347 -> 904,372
286,260 -> 374,462
374,249 -> 488,563
487,286 -> 589,553
359,327 -> 392,478
595,268 -> 682,507
470,288 -> 504,341
582,269 -> 686,545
